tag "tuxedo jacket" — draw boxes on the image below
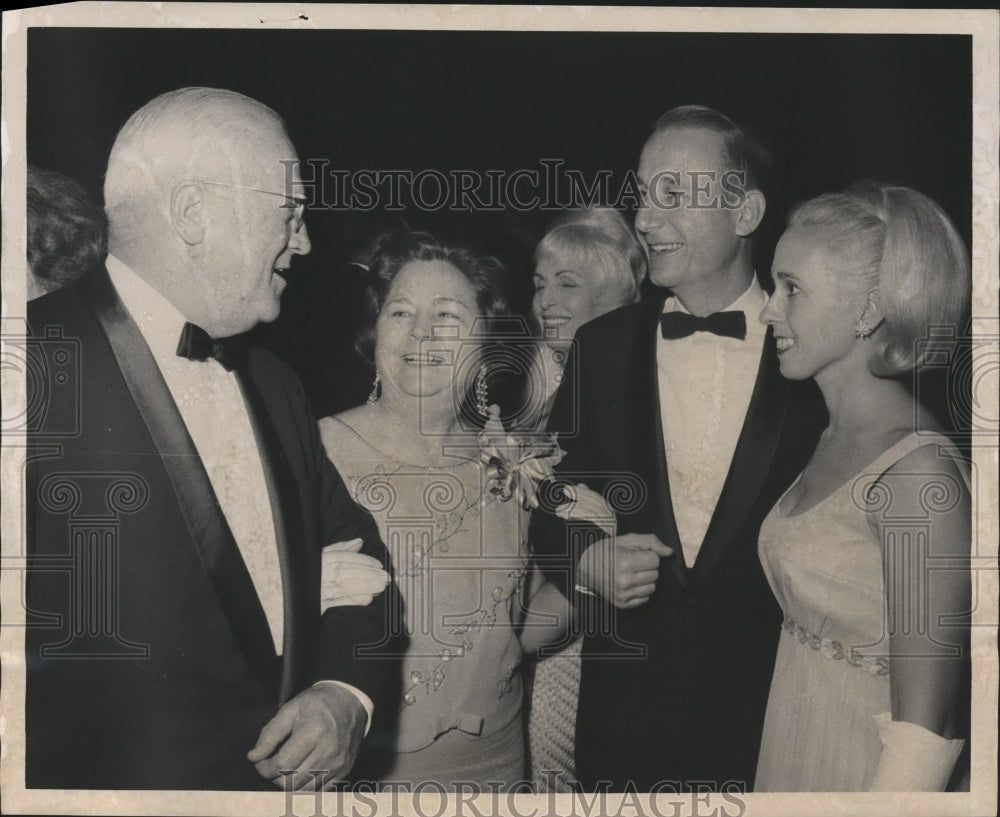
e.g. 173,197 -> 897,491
25,267 -> 401,790
529,293 -> 827,791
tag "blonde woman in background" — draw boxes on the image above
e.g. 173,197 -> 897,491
522,207 -> 646,791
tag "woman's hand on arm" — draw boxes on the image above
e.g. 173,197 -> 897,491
320,538 -> 391,611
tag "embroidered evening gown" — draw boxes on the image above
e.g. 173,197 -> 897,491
319,416 -> 529,786
754,432 -> 966,791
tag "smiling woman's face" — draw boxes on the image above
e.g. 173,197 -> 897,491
759,225 -> 869,384
375,259 -> 482,404
532,247 -> 635,350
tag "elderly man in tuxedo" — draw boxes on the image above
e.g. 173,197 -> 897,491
25,87 -> 399,791
529,105 -> 827,791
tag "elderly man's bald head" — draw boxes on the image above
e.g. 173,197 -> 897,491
104,87 -> 290,222
102,87 -> 311,337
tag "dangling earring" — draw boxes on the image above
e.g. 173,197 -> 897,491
854,290 -> 883,340
367,371 -> 381,405
475,363 -> 489,417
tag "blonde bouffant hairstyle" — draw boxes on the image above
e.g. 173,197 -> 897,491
534,207 -> 647,302
787,181 -> 970,376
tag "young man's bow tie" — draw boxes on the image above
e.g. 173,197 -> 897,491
659,310 -> 747,341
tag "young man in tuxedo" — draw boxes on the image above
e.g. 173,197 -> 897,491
529,105 -> 826,791
25,87 -> 400,791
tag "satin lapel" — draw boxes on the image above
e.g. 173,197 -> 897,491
627,295 -> 686,588
689,332 -> 788,584
236,362 -> 310,704
78,268 -> 277,668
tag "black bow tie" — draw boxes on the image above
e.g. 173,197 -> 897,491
176,322 -> 247,371
660,310 -> 747,341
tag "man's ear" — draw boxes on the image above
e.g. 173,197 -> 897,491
171,183 -> 206,245
735,189 -> 766,238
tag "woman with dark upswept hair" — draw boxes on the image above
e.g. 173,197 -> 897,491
317,230 -> 546,787
27,165 -> 108,300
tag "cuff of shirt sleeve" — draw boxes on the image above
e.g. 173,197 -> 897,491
312,680 -> 374,736
574,583 -> 596,597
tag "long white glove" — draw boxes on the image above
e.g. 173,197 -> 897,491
868,712 -> 965,791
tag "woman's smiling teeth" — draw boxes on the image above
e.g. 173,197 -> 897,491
647,242 -> 684,253
775,337 -> 796,351
404,353 -> 446,365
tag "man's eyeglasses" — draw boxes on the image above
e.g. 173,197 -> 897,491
199,180 -> 307,230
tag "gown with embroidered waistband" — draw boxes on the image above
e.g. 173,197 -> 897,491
754,432 -> 967,792
319,416 -> 529,786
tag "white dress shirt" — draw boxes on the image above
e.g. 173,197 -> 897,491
107,255 -> 285,650
106,256 -> 375,727
656,279 -> 767,568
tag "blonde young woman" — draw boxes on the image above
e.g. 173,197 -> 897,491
755,181 -> 971,791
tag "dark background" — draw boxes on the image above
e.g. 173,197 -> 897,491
27,28 -> 972,282
26,27 -> 974,423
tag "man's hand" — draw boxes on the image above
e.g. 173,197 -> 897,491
577,533 -> 672,609
247,683 -> 366,790
321,538 -> 390,611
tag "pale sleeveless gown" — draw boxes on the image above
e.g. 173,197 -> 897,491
755,432 -> 967,791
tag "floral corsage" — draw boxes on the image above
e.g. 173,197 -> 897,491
477,405 -> 564,509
